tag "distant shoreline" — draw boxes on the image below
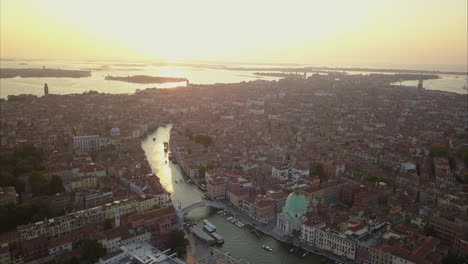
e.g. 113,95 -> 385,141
215,66 -> 467,76
0,68 -> 91,78
1,58 -> 466,75
104,75 -> 187,84
254,72 -> 441,81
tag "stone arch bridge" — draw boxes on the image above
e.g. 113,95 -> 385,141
181,201 -> 225,215
175,201 -> 226,227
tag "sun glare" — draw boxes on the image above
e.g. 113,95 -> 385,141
1,0 -> 467,66
155,66 -> 186,78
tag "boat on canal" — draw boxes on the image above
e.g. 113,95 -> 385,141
203,224 -> 215,233
262,245 -> 273,252
209,232 -> 224,245
191,226 -> 215,245
203,219 -> 216,231
235,221 -> 246,228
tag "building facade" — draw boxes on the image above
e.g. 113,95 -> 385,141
73,135 -> 100,152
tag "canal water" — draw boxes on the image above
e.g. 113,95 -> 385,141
141,125 -> 321,264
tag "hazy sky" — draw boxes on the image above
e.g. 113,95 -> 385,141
1,0 -> 467,69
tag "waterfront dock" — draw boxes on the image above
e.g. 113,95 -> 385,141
191,226 -> 216,245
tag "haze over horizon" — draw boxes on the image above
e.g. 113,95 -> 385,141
1,0 -> 467,72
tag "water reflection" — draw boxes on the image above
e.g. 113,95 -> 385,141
141,124 -> 208,218
156,66 -> 186,78
141,124 -> 174,193
158,81 -> 187,89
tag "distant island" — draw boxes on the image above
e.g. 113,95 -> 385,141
221,66 -> 467,76
254,72 -> 440,81
0,68 -> 91,78
105,75 -> 187,84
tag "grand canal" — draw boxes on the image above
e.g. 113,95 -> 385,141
141,124 -> 321,264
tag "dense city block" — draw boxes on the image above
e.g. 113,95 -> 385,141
0,73 -> 467,264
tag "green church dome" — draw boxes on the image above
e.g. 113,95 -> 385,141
284,188 -> 309,214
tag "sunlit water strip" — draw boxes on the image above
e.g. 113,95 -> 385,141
140,124 -> 209,218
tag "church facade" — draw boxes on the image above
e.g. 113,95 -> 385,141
276,186 -> 310,236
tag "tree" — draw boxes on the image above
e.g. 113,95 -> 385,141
0,202 -> 57,233
1,145 -> 45,197
167,230 -> 188,256
198,166 -> 206,179
428,143 -> 448,157
31,203 -> 56,222
184,128 -> 194,140
455,144 -> 468,158
0,171 -> 25,194
314,163 -> 327,183
28,172 -> 49,195
62,257 -> 79,264
81,240 -> 106,263
205,162 -> 214,171
48,175 -> 65,194
1,145 -> 43,178
457,172 -> 468,184
463,151 -> 468,168
193,135 -> 213,148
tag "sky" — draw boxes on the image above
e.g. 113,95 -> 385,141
1,0 -> 467,70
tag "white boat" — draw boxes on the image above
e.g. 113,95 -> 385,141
210,232 -> 224,245
203,224 -> 215,233
191,226 -> 215,245
262,245 -> 273,252
236,221 -> 245,227
203,219 -> 216,231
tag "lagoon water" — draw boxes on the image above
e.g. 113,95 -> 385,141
1,59 -> 466,98
0,60 -> 279,98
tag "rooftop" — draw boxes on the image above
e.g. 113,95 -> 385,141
98,242 -> 186,264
